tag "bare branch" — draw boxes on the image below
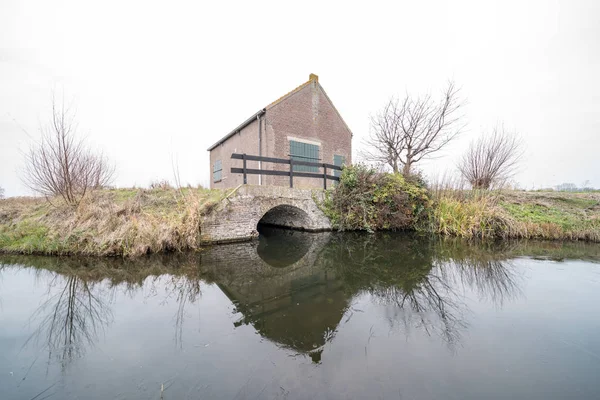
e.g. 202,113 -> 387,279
359,98 -> 405,173
21,96 -> 115,206
361,81 -> 465,176
458,124 -> 524,190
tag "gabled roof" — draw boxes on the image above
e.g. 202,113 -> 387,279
265,74 -> 316,109
207,74 -> 352,151
207,109 -> 265,151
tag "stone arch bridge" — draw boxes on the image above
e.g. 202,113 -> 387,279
200,185 -> 332,244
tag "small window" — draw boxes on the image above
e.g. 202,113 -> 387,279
213,160 -> 222,182
290,140 -> 320,172
333,155 -> 345,177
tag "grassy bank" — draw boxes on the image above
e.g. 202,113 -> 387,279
2,170 -> 599,258
323,165 -> 600,243
0,187 -> 223,257
430,189 -> 600,242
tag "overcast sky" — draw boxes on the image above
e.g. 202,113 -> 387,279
1,0 -> 598,197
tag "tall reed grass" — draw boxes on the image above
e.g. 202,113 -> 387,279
426,173 -> 600,242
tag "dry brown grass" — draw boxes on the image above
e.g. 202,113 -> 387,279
3,183 -> 599,258
0,187 -> 224,257
429,189 -> 600,242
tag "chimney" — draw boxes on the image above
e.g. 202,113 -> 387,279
309,73 -> 319,82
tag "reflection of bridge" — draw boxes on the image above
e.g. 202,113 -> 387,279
200,230 -> 350,361
200,185 -> 332,244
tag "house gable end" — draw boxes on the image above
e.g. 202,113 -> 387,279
315,83 -> 353,138
209,75 -> 352,152
265,77 -> 353,140
208,74 -> 353,189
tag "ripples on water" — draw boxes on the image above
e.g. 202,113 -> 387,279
1,229 -> 600,399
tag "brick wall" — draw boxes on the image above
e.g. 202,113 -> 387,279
210,118 -> 261,189
266,78 -> 352,188
209,76 -> 352,189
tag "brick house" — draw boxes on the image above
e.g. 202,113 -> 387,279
208,74 -> 352,189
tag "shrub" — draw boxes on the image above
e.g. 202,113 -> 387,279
322,164 -> 430,232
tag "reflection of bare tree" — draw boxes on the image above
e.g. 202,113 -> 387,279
25,274 -> 113,369
172,277 -> 201,349
0,263 -> 6,309
152,275 -> 202,349
0,254 -> 206,353
318,233 -> 467,346
438,258 -> 522,306
373,273 -> 467,348
321,233 -> 523,348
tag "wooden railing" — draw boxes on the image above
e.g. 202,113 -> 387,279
230,153 -> 342,189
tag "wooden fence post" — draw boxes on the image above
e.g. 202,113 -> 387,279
242,153 -> 247,184
289,158 -> 294,188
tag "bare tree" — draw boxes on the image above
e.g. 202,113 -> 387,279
458,125 -> 523,190
361,81 -> 464,175
361,98 -> 404,172
22,98 -> 114,206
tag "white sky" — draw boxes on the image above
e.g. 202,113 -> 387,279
1,0 -> 599,196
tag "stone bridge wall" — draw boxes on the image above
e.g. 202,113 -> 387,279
200,185 -> 332,244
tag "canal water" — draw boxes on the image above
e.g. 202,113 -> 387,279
1,229 -> 600,399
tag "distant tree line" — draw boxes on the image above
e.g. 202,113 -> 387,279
554,182 -> 597,192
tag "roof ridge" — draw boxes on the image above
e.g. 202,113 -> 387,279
266,79 -> 312,109
207,74 -> 335,152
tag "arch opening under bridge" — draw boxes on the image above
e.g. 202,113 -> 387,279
199,185 -> 333,244
257,204 -> 313,232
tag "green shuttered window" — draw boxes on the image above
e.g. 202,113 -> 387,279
213,160 -> 222,182
290,140 -> 320,172
333,155 -> 345,177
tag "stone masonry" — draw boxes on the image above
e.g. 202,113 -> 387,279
199,185 -> 332,244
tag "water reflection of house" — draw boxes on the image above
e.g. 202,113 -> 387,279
219,268 -> 348,362
202,229 -> 349,362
